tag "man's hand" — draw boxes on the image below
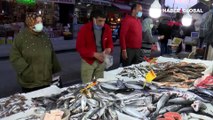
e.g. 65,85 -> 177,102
104,48 -> 111,55
94,52 -> 104,62
122,50 -> 128,60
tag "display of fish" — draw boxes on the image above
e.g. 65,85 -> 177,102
0,94 -> 29,118
2,58 -> 213,120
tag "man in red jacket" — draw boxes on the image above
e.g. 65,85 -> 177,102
120,3 -> 143,66
76,9 -> 113,83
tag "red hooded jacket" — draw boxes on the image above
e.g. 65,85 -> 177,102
76,22 -> 114,65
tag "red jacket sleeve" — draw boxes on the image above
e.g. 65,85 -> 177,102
76,26 -> 94,58
119,19 -> 129,50
105,25 -> 114,52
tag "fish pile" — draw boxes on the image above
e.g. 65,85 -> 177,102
30,80 -> 213,120
117,64 -> 150,79
0,94 -> 29,118
152,62 -> 206,88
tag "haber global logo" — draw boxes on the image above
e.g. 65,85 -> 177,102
163,0 -> 202,13
162,8 -> 203,13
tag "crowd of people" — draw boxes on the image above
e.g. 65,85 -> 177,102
9,3 -> 199,92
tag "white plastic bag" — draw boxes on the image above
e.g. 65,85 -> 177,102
104,54 -> 113,69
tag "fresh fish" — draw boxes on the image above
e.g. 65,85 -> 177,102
96,106 -> 107,118
121,107 -> 147,119
115,93 -> 143,100
73,106 -> 89,114
168,97 -> 193,105
154,93 -> 170,115
189,113 -> 213,120
196,87 -> 213,97
100,83 -> 119,90
87,99 -> 99,108
191,100 -> 207,112
108,107 -> 118,120
124,83 -> 144,90
81,95 -> 87,112
115,110 -> 141,120
177,107 -> 194,113
159,105 -> 182,114
116,79 -> 126,89
115,88 -> 135,94
81,108 -> 99,120
69,99 -> 81,111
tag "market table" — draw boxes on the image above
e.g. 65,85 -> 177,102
1,57 -> 213,120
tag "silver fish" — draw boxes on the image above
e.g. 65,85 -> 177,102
100,83 -> 119,90
189,113 -> 213,120
121,107 -> 147,119
115,110 -> 141,120
159,105 -> 182,114
154,93 -> 170,114
81,108 -> 99,120
96,106 -> 107,118
168,97 -> 193,105
196,87 -> 213,97
177,107 -> 194,113
124,83 -> 144,90
81,95 -> 87,112
87,99 -> 99,108
191,100 -> 207,112
108,107 -> 118,120
70,112 -> 86,119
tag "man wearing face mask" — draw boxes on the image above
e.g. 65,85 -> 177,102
141,18 -> 164,59
10,13 -> 61,92
119,3 -> 143,66
76,9 -> 113,83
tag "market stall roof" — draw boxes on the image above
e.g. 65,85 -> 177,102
112,3 -> 131,11
190,1 -> 210,13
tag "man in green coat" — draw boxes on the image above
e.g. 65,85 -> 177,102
10,13 -> 61,92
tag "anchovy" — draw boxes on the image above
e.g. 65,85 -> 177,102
121,107 -> 147,119
100,83 -> 119,90
108,107 -> 118,120
81,95 -> 87,112
81,108 -> 99,120
96,106 -> 107,118
87,99 -> 99,108
115,110 -> 141,120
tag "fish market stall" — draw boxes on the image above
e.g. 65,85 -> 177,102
0,57 -> 213,120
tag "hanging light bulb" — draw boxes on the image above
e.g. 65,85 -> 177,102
181,11 -> 192,27
38,10 -> 42,15
149,0 -> 162,19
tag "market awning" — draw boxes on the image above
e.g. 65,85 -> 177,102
50,0 -> 75,4
112,3 -> 131,11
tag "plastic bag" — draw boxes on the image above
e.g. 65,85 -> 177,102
104,54 -> 113,69
151,42 -> 161,52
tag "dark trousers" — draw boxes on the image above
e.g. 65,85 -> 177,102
160,42 -> 168,55
121,48 -> 142,67
21,85 -> 50,93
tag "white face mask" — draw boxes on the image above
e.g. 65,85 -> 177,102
33,23 -> 43,32
150,24 -> 154,29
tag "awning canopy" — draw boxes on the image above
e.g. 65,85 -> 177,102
112,3 -> 131,11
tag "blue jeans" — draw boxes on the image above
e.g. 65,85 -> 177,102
160,42 -> 169,55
